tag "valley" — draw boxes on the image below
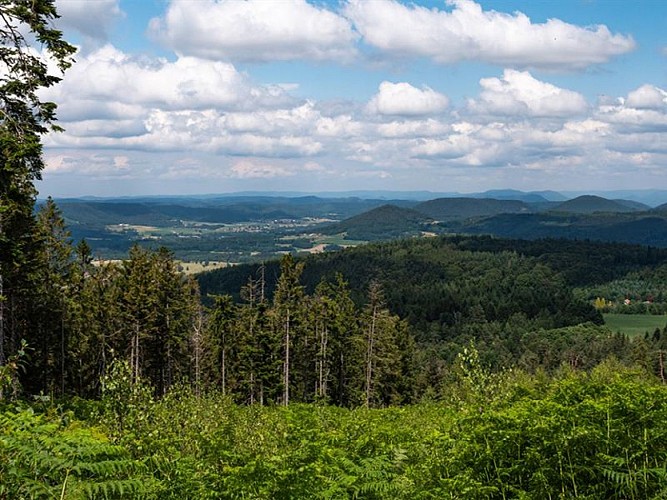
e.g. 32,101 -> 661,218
51,190 -> 667,266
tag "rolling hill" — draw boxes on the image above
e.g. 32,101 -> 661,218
551,195 -> 645,214
454,212 -> 667,247
415,197 -> 531,220
322,204 -> 433,240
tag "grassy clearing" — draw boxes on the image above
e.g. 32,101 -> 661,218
178,261 -> 228,274
603,313 -> 667,336
314,234 -> 367,247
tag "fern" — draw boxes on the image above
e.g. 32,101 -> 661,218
0,408 -> 158,499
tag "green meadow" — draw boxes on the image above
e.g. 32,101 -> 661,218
604,313 -> 667,337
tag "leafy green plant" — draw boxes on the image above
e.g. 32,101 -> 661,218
0,339 -> 29,400
100,359 -> 154,440
0,407 -> 157,499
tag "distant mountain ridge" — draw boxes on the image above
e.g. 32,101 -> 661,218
322,205 -> 433,241
551,195 -> 648,214
415,197 -> 531,220
323,193 -> 667,247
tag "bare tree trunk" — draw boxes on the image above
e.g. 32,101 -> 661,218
0,268 -> 4,400
221,336 -> 226,396
61,295 -> 65,396
250,372 -> 255,404
0,218 -> 4,372
283,308 -> 290,406
0,216 -> 5,399
192,310 -> 203,397
259,263 -> 265,304
322,326 -> 329,398
365,305 -> 377,408
132,323 -> 140,383
317,324 -> 329,399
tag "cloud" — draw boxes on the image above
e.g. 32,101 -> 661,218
46,46 -> 290,113
376,118 -> 449,138
594,85 -> 667,132
55,0 -> 124,41
345,0 -> 635,70
468,70 -> 588,117
229,160 -> 295,179
39,36 -> 667,194
368,81 -> 449,116
149,0 -> 358,62
44,153 -> 132,176
625,84 -> 667,109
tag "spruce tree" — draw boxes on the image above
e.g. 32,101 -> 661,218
0,1 -> 75,395
272,254 -> 305,405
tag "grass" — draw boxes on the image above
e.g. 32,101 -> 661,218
603,313 -> 667,337
314,234 -> 368,247
178,261 -> 228,275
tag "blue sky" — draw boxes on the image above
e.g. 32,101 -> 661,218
38,0 -> 667,196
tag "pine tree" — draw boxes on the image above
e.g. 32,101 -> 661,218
309,274 -> 360,405
29,198 -> 73,395
361,280 -> 404,407
232,273 -> 280,404
272,254 -> 305,405
207,294 -> 237,395
0,1 -> 75,396
118,246 -> 157,383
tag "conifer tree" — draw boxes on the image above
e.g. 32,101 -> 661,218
0,1 -> 75,392
361,280 -> 404,407
208,294 -> 237,395
27,198 -> 73,395
309,274 -> 359,405
273,254 -> 305,405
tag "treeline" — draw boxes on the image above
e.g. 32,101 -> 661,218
2,200 -> 415,405
1,199 -> 200,399
198,236 -> 608,340
576,263 -> 667,314
6,200 -> 667,403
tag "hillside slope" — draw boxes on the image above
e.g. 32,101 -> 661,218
552,195 -> 643,214
415,197 -> 531,220
322,204 -> 433,240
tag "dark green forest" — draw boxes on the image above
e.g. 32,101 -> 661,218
6,196 -> 667,496
4,2 -> 667,498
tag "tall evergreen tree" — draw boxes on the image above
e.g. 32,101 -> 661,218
207,294 -> 237,395
361,280 -> 405,407
24,198 -> 73,395
308,274 -> 360,405
0,1 -> 75,395
273,254 -> 305,405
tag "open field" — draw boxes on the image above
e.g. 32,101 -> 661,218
178,261 -> 229,274
603,313 -> 667,337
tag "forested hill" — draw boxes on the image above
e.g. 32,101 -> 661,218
321,204 -> 433,240
454,212 -> 667,248
200,236 -> 666,339
198,236 -> 667,304
415,197 -> 530,219
318,195 -> 667,247
551,195 -> 648,213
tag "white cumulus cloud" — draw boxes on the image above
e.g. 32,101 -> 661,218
55,0 -> 124,41
149,0 -> 358,62
46,45 -> 288,113
625,84 -> 667,109
368,81 -> 449,116
345,0 -> 635,70
468,70 -> 588,117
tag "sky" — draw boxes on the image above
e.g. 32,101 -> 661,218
36,0 -> 667,197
